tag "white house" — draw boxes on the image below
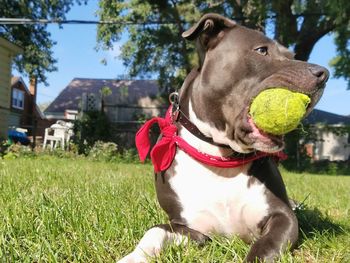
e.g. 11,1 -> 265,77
304,109 -> 350,161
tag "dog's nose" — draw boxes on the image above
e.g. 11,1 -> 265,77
308,65 -> 329,85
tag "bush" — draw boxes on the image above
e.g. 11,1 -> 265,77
1,137 -> 140,164
0,141 -> 9,158
1,143 -> 34,159
116,148 -> 140,163
87,141 -> 118,162
0,141 -> 79,160
73,111 -> 111,154
307,160 -> 350,175
40,147 -> 79,159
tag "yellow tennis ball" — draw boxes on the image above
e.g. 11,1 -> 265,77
249,88 -> 311,135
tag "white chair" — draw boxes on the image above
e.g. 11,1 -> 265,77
43,121 -> 74,150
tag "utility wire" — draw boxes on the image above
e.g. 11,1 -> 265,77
0,18 -> 179,25
0,13 -> 328,25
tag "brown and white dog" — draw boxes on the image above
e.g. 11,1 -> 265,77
118,13 -> 329,262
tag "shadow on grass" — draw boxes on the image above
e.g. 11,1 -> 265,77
294,206 -> 347,243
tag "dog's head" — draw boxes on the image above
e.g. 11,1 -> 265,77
183,13 -> 329,153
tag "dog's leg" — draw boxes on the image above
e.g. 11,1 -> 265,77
245,212 -> 298,262
117,223 -> 209,263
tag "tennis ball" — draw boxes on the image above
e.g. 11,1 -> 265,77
249,88 -> 311,135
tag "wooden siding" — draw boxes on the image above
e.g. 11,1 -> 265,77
0,37 -> 22,139
0,49 -> 11,138
0,108 -> 9,139
8,112 -> 21,128
0,50 -> 11,109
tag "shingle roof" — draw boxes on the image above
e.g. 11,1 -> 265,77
11,76 -> 46,119
46,79 -> 349,125
44,78 -> 160,113
304,109 -> 350,125
11,76 -> 29,93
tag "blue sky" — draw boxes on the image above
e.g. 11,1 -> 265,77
16,1 -> 350,116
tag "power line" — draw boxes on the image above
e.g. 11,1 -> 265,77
0,18 -> 178,25
0,13 -> 328,25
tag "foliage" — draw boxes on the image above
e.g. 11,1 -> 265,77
100,86 -> 112,97
87,140 -> 118,162
0,142 -> 77,160
3,145 -> 32,159
116,148 -> 140,163
40,147 -> 79,159
305,160 -> 350,175
283,124 -> 317,171
0,141 -> 9,158
97,0 -> 350,89
87,141 -> 140,163
100,86 -> 112,113
283,123 -> 350,174
0,139 -> 140,163
329,9 -> 350,89
0,0 -> 86,84
73,111 -> 112,154
0,142 -> 34,159
0,157 -> 349,262
321,123 -> 350,136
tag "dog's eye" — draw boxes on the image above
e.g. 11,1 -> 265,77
254,46 -> 268,56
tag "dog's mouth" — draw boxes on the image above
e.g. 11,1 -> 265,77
242,87 -> 317,153
246,115 -> 285,153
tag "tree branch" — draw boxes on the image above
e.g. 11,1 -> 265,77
272,0 -> 297,46
294,19 -> 336,61
294,1 -> 337,62
168,1 -> 192,74
229,0 -> 245,24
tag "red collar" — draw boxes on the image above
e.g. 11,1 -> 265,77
135,107 -> 287,173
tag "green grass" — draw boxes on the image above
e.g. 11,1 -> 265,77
0,156 -> 349,262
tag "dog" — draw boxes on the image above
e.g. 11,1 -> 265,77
118,13 -> 329,262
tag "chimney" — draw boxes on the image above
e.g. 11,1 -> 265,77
29,77 -> 37,97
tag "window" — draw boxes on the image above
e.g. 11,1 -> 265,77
12,88 -> 24,109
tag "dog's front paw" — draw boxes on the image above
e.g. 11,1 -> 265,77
117,251 -> 149,263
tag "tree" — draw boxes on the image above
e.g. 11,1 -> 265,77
97,0 -> 350,89
0,0 -> 86,85
100,86 -> 112,112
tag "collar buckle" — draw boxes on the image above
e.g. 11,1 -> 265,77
169,92 -> 180,122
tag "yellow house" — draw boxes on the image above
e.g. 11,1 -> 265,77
0,37 -> 22,139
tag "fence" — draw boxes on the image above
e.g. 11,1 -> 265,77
104,104 -> 168,149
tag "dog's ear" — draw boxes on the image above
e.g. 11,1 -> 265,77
182,13 -> 236,41
182,13 -> 236,62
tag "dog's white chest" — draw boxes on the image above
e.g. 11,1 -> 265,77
167,149 -> 269,241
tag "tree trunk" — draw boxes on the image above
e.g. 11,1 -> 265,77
294,26 -> 335,61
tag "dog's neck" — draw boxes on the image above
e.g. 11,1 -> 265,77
177,104 -> 235,157
175,68 -> 235,157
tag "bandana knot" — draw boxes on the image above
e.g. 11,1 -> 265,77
135,109 -> 178,173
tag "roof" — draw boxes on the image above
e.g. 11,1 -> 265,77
0,37 -> 22,54
304,109 -> 350,125
11,76 -> 30,93
45,78 -> 161,113
11,76 -> 46,119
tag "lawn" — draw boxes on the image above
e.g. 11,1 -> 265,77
0,156 -> 349,262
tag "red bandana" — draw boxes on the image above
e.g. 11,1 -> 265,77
135,108 -> 287,173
